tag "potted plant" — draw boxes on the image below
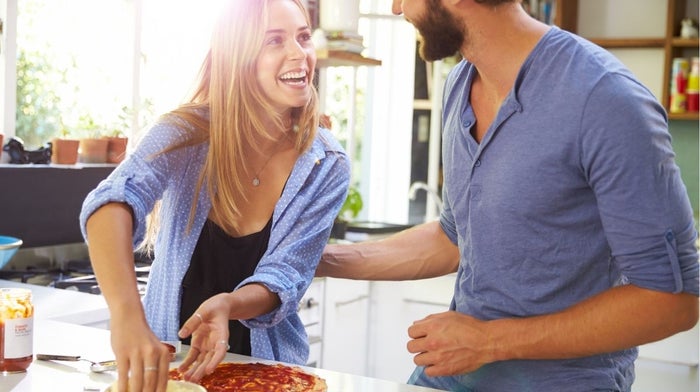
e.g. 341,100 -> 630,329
76,114 -> 109,163
51,125 -> 80,165
331,186 -> 363,239
103,129 -> 129,164
102,106 -> 133,164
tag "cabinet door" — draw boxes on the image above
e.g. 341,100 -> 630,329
368,276 -> 455,383
321,278 -> 370,375
638,323 -> 699,366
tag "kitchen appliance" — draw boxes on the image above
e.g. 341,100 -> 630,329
0,248 -> 151,295
0,235 -> 22,268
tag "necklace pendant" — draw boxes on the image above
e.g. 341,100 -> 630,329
252,177 -> 261,187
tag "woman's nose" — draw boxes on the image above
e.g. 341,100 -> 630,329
287,41 -> 306,59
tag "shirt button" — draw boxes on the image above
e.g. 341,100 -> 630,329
474,160 -> 481,167
463,121 -> 472,127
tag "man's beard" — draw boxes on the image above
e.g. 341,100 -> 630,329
413,0 -> 464,61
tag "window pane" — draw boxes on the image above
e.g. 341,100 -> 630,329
14,0 -> 224,149
140,0 -> 224,116
16,0 -> 133,147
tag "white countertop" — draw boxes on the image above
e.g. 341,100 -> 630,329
0,280 -> 442,392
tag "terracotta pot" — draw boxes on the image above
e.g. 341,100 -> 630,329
0,134 -> 4,161
104,136 -> 128,164
51,138 -> 80,165
79,138 -> 109,163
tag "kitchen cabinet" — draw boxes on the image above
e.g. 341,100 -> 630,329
0,164 -> 115,248
367,275 -> 455,383
321,277 -> 371,376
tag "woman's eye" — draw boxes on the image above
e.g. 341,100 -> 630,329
266,36 -> 283,45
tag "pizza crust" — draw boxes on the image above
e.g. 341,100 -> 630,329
170,362 -> 328,392
107,379 -> 206,391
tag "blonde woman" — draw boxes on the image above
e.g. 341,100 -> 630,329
80,0 -> 350,390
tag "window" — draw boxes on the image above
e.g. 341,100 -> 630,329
15,0 -> 134,147
7,0 -> 224,148
319,0 -> 417,223
3,0 -> 419,224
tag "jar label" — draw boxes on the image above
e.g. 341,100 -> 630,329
3,317 -> 33,358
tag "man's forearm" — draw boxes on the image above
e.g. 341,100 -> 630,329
318,221 -> 459,280
489,285 -> 699,362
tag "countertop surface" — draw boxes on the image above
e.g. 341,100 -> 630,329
0,280 -> 443,391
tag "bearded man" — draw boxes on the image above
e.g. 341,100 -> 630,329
318,0 -> 699,391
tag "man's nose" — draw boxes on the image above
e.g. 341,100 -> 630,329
392,0 -> 403,15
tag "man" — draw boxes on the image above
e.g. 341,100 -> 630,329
317,0 -> 699,390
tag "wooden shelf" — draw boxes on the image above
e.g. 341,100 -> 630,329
671,37 -> 700,48
588,38 -> 666,48
565,0 -> 698,122
669,112 -> 700,121
316,50 -> 382,68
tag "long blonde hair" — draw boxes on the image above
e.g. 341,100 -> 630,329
144,0 -> 319,246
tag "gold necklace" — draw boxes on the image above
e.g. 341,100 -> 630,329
251,136 -> 288,187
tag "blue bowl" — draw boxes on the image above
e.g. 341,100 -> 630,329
0,236 -> 23,269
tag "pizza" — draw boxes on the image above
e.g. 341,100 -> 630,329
169,362 -> 328,392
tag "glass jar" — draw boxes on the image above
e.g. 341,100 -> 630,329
0,288 -> 34,373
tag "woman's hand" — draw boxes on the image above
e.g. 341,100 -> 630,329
177,293 -> 233,382
109,317 -> 172,392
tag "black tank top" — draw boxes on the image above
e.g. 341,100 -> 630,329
180,218 -> 272,355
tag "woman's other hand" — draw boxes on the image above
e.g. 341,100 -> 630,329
177,293 -> 232,382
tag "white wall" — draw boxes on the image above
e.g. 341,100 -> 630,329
577,0 -> 667,101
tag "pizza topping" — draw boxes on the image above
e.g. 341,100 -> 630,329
170,362 -> 327,392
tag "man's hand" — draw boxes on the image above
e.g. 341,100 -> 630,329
407,311 -> 493,377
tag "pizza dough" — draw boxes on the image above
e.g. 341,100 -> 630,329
107,379 -> 206,391
170,362 -> 328,392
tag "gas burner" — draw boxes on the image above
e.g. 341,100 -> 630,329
0,267 -> 85,286
53,275 -> 102,294
0,253 -> 152,295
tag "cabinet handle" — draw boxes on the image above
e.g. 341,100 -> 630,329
403,298 -> 450,307
297,298 -> 319,311
335,295 -> 369,308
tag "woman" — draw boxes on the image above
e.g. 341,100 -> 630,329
79,1 -> 350,391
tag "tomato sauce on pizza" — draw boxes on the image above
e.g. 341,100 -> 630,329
170,362 -> 327,392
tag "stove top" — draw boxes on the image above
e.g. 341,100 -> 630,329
0,255 -> 152,295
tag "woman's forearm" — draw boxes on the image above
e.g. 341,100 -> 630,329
225,283 -> 281,320
85,202 -> 145,320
